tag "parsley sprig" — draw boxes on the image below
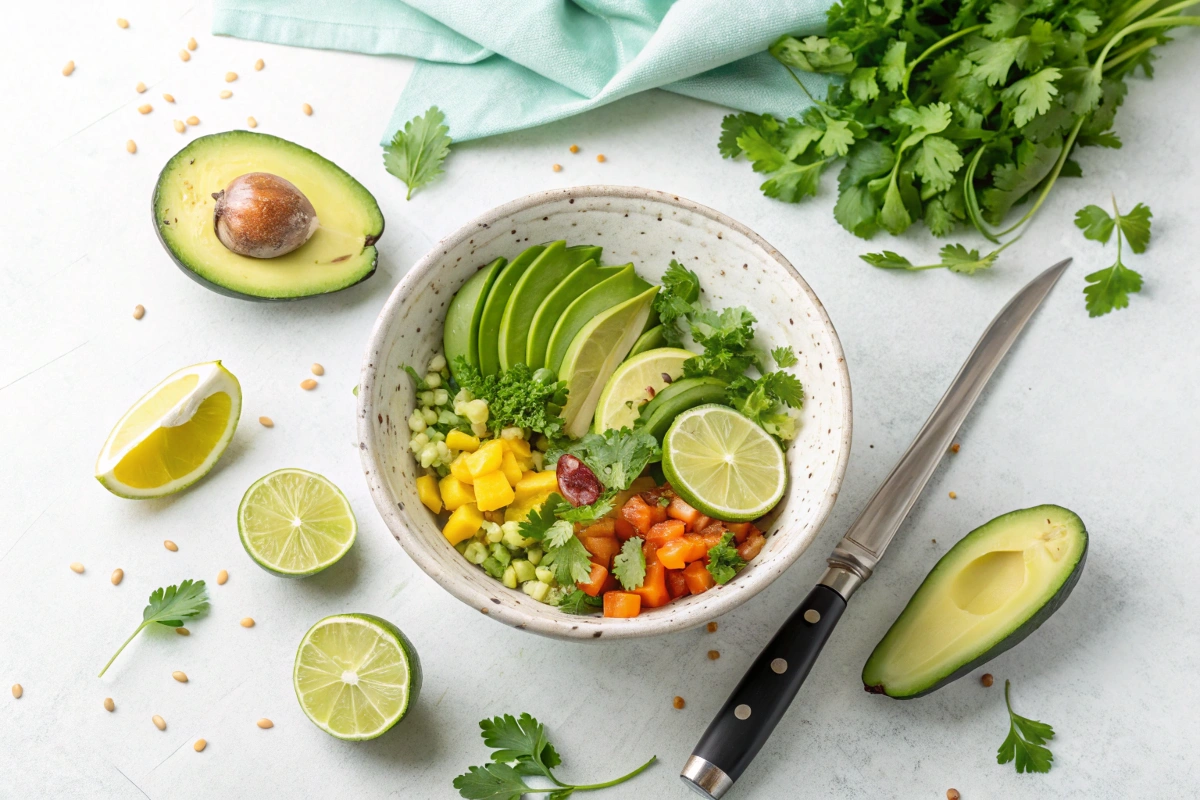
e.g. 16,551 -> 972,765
516,495 -> 594,586
1075,195 -> 1150,317
383,106 -> 452,200
612,538 -> 646,590
997,680 -> 1055,773
706,533 -> 747,585
453,713 -> 656,799
453,359 -> 568,439
99,580 -> 209,677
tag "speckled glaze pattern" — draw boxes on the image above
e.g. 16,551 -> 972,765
358,186 -> 852,641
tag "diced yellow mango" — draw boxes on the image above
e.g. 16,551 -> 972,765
443,503 -> 483,545
438,474 -> 476,511
473,470 -> 515,512
450,453 -> 474,485
466,439 -> 505,478
446,430 -> 480,452
504,503 -> 534,523
520,470 -> 538,483
503,437 -> 532,459
514,470 -> 560,504
416,475 -> 442,514
500,450 -> 523,487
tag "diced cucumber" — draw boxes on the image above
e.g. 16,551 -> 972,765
502,565 -> 518,589
526,547 -> 543,566
511,559 -> 536,583
502,526 -> 536,551
463,541 -> 489,565
490,543 -> 511,567
454,540 -> 470,554
483,522 -> 504,543
482,557 -> 504,578
535,566 -> 555,584
522,580 -> 550,602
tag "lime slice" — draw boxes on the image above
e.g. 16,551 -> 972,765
662,404 -> 786,522
293,613 -> 421,741
95,361 -> 241,499
559,285 -> 659,439
238,468 -> 357,577
593,347 -> 695,433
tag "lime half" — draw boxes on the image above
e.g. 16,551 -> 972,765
293,613 -> 421,740
238,468 -> 357,577
593,347 -> 695,433
662,404 -> 786,522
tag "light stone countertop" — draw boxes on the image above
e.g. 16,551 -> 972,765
3,2 -> 1198,798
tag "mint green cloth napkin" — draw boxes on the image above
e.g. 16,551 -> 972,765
212,0 -> 833,144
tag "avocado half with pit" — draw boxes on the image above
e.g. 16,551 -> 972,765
862,505 -> 1087,698
153,131 -> 384,301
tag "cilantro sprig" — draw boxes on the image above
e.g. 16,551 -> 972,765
99,580 -> 209,677
706,532 -> 747,585
1075,196 -> 1150,317
383,106 -> 452,201
997,680 -> 1055,774
612,537 -> 646,590
547,428 -> 660,492
515,495 -> 594,586
453,713 -> 656,799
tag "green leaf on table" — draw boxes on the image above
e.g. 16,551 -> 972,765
383,105 -> 452,200
99,580 -> 209,676
996,680 -> 1055,773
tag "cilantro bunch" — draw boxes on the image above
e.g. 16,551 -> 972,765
722,0 -> 1199,273
453,358 -> 569,439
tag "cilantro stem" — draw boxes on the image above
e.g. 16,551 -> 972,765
547,755 -> 658,792
901,25 -> 984,100
1092,15 -> 1200,71
1102,37 -> 1160,72
98,621 -> 149,677
1111,194 -> 1124,267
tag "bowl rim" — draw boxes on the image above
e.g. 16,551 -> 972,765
358,185 -> 853,640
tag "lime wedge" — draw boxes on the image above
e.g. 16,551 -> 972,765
95,361 -> 241,499
559,285 -> 659,439
293,613 -> 421,741
593,347 -> 695,433
662,404 -> 786,522
238,468 -> 357,577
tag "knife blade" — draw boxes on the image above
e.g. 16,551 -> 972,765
680,258 -> 1072,799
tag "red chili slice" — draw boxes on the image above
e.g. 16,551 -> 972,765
557,454 -> 601,506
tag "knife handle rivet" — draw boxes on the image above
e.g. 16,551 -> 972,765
770,658 -> 788,674
734,704 -> 752,720
803,609 -> 821,624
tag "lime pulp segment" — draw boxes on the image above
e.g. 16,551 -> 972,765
238,468 -> 357,576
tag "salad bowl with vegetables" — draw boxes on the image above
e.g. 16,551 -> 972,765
359,186 -> 851,640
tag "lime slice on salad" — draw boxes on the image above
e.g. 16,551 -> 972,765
293,613 -> 421,741
95,361 -> 242,499
593,347 -> 695,433
238,468 -> 357,577
662,404 -> 786,522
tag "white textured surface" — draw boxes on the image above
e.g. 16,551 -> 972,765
3,2 -> 1198,798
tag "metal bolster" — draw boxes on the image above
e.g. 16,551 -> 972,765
680,755 -> 734,799
819,541 -> 875,601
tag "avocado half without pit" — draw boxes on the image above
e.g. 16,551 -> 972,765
153,131 -> 384,300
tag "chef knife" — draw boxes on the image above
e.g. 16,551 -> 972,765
680,258 -> 1072,799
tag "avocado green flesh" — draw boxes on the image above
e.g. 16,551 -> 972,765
862,505 -> 1087,698
477,245 -> 545,375
444,257 -> 505,382
565,245 -> 602,270
153,131 -> 383,300
526,261 -> 617,370
628,324 -> 667,357
639,377 -> 728,441
498,242 -> 572,371
546,264 -> 650,374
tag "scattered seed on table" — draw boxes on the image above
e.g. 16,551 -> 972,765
164,540 -> 178,552
125,140 -> 137,155
175,627 -> 190,636
179,49 -> 190,62
258,416 -> 273,428
62,60 -> 75,76
220,90 -> 232,99
300,379 -> 317,390
188,37 -> 198,51
254,58 -> 265,71
173,120 -> 185,133
162,93 -> 175,103
111,568 -> 124,585
707,650 -> 720,660
136,82 -> 146,94
138,104 -> 152,115
947,790 -> 961,800
981,673 -> 994,687
673,696 -> 685,710
596,154 -> 606,162
310,363 -> 325,376
172,671 -> 188,683
949,491 -> 957,499
240,617 -> 255,628
12,684 -> 22,699
104,697 -> 115,712
194,738 -> 207,752
257,718 -> 273,729
225,72 -> 237,83
152,715 -> 166,731
217,569 -> 229,585
186,115 -> 199,126
117,18 -> 129,28
302,103 -> 313,116
569,144 -> 579,153
707,621 -> 718,633
950,442 -> 961,454
246,116 -> 258,128
70,562 -> 84,574
132,304 -> 145,319
552,164 -> 562,172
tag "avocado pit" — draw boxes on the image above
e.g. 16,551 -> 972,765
213,172 -> 319,258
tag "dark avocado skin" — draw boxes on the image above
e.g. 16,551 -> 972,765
864,510 -> 1088,699
151,132 -> 384,302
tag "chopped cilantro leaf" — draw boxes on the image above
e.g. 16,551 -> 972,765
612,537 -> 646,590
706,533 -> 746,585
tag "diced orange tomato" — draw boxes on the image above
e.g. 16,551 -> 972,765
646,519 -> 686,547
666,568 -> 689,599
666,496 -> 701,527
656,538 -> 692,570
620,495 -> 657,535
691,514 -> 711,533
603,591 -> 641,618
738,533 -> 766,562
614,518 -> 638,541
648,502 -> 669,526
680,534 -> 712,563
634,562 -> 670,608
642,540 -> 659,566
576,562 -> 608,597
582,536 -> 620,570
726,521 -> 752,544
698,527 -> 727,554
683,561 -> 716,594
599,572 -> 620,595
581,518 -> 615,538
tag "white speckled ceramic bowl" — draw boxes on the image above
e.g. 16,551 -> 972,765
358,186 -> 852,640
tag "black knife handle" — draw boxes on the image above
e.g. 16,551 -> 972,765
681,584 -> 847,798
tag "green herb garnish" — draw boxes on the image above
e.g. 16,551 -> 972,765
383,106 -> 452,201
547,428 -> 661,492
453,359 -> 568,438
997,680 -> 1055,773
1076,196 -> 1150,317
612,537 -> 646,590
557,589 -> 604,615
654,259 -> 701,345
99,580 -> 208,677
706,532 -> 747,585
454,713 -> 656,799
